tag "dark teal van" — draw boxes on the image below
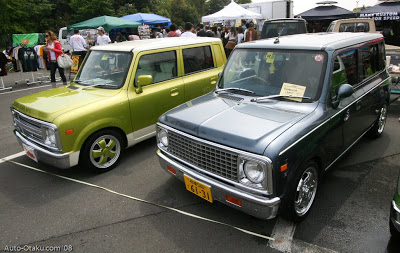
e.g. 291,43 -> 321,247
156,33 -> 390,221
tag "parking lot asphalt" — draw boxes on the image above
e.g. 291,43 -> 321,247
0,76 -> 400,252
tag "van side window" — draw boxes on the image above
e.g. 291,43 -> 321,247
331,56 -> 348,99
337,50 -> 358,86
183,46 -> 214,74
360,43 -> 380,80
135,51 -> 177,85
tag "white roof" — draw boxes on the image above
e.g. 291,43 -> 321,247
202,1 -> 263,23
90,37 -> 221,52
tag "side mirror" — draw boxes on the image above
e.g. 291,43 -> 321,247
331,83 -> 354,109
135,75 -> 153,94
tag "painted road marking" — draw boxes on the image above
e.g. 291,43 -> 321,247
0,151 -> 26,164
0,84 -> 58,95
3,159 -> 280,243
269,217 -> 297,252
1,153 -> 342,252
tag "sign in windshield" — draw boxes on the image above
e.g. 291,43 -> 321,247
220,49 -> 327,101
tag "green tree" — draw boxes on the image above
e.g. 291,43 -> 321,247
70,0 -> 115,23
169,0 -> 199,26
115,3 -> 137,17
205,0 -> 230,15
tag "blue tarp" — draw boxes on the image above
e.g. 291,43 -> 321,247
121,13 -> 171,27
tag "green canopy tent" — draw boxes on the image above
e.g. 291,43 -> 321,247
67,15 -> 141,32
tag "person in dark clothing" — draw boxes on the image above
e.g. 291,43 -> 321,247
197,24 -> 207,37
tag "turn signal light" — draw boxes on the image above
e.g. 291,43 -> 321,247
280,163 -> 288,172
167,166 -> 176,175
226,195 -> 242,207
65,129 -> 74,135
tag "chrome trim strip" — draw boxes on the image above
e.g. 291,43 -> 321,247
279,76 -> 390,156
324,124 -> 373,171
393,200 -> 400,214
157,123 -> 273,195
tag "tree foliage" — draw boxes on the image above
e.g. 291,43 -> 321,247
0,0 -> 253,46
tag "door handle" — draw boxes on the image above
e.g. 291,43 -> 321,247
170,88 -> 179,97
355,100 -> 361,111
211,80 -> 217,85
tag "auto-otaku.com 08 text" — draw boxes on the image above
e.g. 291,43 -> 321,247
3,245 -> 73,252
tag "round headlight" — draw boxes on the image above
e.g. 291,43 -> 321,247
244,161 -> 265,184
158,129 -> 168,147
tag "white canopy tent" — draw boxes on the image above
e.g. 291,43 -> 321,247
202,1 -> 263,23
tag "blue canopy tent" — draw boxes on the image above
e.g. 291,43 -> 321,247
121,13 -> 171,28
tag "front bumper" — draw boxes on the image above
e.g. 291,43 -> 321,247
157,149 -> 280,220
14,130 -> 79,169
390,200 -> 400,232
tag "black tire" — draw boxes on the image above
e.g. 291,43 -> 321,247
390,218 -> 400,239
281,160 -> 319,222
80,129 -> 124,173
368,102 -> 388,138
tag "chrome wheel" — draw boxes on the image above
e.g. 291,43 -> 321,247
294,166 -> 318,216
377,104 -> 387,134
89,134 -> 121,169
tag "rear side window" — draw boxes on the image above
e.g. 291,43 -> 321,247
360,43 -> 381,80
339,22 -> 370,32
183,46 -> 214,74
135,51 -> 177,84
337,50 -> 358,86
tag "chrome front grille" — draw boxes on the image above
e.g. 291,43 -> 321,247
168,131 -> 239,181
13,110 -> 44,145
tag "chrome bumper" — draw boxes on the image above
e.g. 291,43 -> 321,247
391,200 -> 400,232
14,130 -> 79,169
157,149 -> 280,220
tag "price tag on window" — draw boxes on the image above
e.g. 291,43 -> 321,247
280,82 -> 306,102
266,52 -> 275,63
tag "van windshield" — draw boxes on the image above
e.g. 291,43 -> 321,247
219,49 -> 327,101
261,21 -> 306,39
74,51 -> 132,89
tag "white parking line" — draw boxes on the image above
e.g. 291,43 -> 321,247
4,159 -> 280,242
269,217 -> 297,252
0,84 -> 55,95
0,151 -> 26,164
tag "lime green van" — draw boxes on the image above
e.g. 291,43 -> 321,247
11,37 -> 226,172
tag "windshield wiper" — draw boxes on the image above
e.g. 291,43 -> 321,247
215,87 -> 255,94
82,82 -> 118,90
251,94 -> 312,103
74,79 -> 92,85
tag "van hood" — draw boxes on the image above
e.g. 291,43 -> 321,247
12,86 -> 121,122
160,94 -> 317,154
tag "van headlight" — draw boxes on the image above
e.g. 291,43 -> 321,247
238,155 -> 272,192
42,126 -> 59,149
157,127 -> 168,149
244,161 -> 265,184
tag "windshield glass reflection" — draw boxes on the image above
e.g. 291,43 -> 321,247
75,51 -> 132,89
220,49 -> 327,101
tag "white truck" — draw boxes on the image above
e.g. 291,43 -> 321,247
240,0 -> 294,20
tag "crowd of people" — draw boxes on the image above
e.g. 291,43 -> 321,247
96,19 -> 260,57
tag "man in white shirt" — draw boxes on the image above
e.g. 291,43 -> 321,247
69,29 -> 87,58
96,26 -> 111,45
180,22 -> 197,38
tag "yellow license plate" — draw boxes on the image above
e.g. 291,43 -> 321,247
183,175 -> 213,203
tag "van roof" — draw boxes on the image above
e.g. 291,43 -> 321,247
236,32 -> 383,51
91,37 -> 221,52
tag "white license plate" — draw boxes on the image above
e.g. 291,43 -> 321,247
22,144 -> 38,162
